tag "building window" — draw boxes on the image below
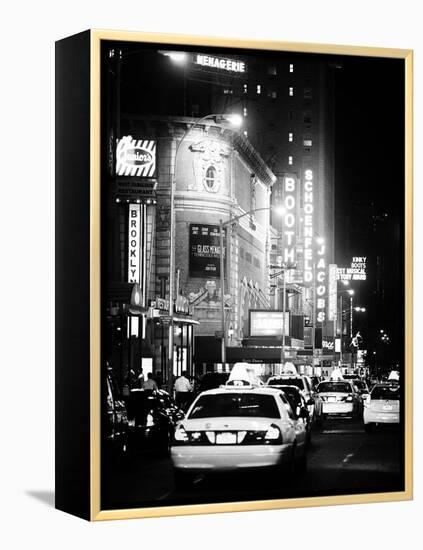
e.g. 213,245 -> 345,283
303,111 -> 312,125
267,89 -> 277,99
304,87 -> 313,99
243,107 -> 248,117
245,252 -> 252,263
253,256 -> 260,268
204,166 -> 217,190
289,87 -> 294,96
289,63 -> 294,73
268,66 -> 277,75
257,84 -> 261,94
289,132 -> 293,142
288,156 -> 293,165
243,83 -> 248,94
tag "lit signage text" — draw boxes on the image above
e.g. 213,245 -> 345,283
194,54 -> 246,73
316,240 -> 326,323
337,256 -> 367,282
128,204 -> 141,284
117,136 -> 156,177
303,169 -> 314,283
282,175 -> 297,264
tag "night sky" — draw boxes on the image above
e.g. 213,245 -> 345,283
334,55 -> 405,363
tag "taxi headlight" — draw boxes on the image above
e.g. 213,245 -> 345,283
146,413 -> 155,427
345,395 -> 353,402
264,424 -> 283,444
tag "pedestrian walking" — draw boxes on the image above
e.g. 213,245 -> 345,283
143,372 -> 158,392
174,371 -> 193,411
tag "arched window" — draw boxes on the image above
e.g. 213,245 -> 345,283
204,166 -> 216,190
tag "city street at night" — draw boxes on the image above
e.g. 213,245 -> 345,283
103,419 -> 403,509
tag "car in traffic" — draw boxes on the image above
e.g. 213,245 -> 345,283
267,383 -> 312,446
266,374 -> 322,424
363,383 -> 400,432
353,379 -> 370,400
171,384 -> 308,488
315,380 -> 362,421
127,389 -> 185,456
105,371 -> 129,458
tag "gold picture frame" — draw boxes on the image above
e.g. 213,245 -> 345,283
55,29 -> 413,521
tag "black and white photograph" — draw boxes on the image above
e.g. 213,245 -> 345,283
99,36 -> 410,513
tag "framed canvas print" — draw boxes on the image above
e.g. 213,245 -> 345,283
55,30 -> 413,521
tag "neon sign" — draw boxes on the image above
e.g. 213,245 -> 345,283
337,257 -> 367,281
316,240 -> 326,323
303,169 -> 314,283
194,54 -> 246,73
282,175 -> 297,264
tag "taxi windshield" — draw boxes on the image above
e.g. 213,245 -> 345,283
371,386 -> 400,400
317,382 -> 351,393
189,393 -> 280,419
268,378 -> 304,390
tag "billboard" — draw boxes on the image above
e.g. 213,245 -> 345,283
249,310 -> 290,337
189,224 -> 225,278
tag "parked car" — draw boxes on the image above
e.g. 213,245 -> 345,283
127,389 -> 185,456
105,371 -> 129,458
171,384 -> 308,488
363,383 -> 400,432
315,380 -> 362,421
266,374 -> 322,424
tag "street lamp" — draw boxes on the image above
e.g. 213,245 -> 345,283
337,288 -> 354,365
219,205 -> 285,368
167,113 -> 242,391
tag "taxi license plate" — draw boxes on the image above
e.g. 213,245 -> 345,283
216,432 -> 237,444
383,405 -> 393,411
328,397 -> 336,402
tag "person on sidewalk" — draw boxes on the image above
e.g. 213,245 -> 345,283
174,371 -> 193,411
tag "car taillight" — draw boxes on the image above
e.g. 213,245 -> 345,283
264,424 -> 283,444
174,425 -> 189,442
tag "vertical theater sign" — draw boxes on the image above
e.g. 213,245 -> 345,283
282,175 -> 298,265
303,168 -> 327,323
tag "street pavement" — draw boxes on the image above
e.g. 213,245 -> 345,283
102,418 -> 403,510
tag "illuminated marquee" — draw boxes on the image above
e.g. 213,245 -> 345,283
282,175 -> 297,264
337,257 -> 367,281
128,204 -> 141,283
316,240 -> 326,323
194,54 -> 246,73
303,169 -> 314,283
116,136 -> 156,177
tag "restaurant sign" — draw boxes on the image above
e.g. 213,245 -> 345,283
116,136 -> 156,177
